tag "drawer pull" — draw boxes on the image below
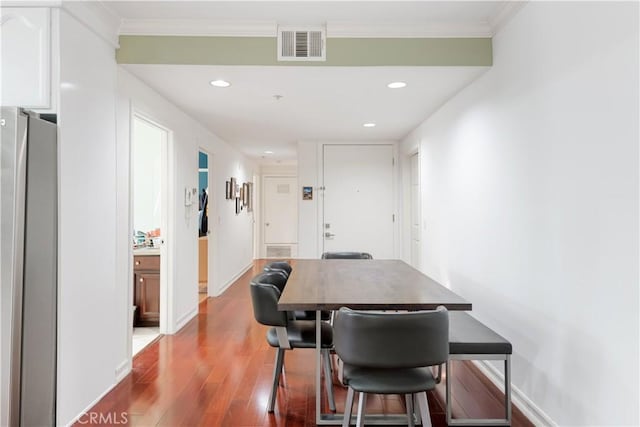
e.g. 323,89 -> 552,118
139,278 -> 144,283
135,260 -> 140,265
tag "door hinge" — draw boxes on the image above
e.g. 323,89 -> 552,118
392,157 -> 395,166
392,214 -> 395,223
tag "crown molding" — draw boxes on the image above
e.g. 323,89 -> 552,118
327,22 -> 493,38
62,1 -> 121,48
489,1 -> 528,36
118,18 -> 494,38
0,1 -> 121,47
119,19 -> 277,37
0,1 -> 61,6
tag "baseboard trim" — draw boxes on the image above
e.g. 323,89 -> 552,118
114,359 -> 130,382
63,378 -> 119,427
475,360 -> 557,427
215,262 -> 253,296
174,306 -> 198,332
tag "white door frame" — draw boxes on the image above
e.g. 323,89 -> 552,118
127,110 -> 175,351
317,142 -> 400,258
252,174 -> 260,260
408,150 -> 421,269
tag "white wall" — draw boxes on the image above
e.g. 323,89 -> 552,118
402,2 -> 639,425
56,8 -> 120,426
117,69 -> 257,321
297,142 -> 320,258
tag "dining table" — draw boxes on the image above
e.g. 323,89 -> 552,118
278,259 -> 472,425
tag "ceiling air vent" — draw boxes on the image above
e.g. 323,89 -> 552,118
277,27 -> 326,61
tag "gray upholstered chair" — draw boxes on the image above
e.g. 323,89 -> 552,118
255,269 -> 331,322
333,307 -> 449,427
249,277 -> 336,412
321,252 -> 373,259
263,261 -> 293,278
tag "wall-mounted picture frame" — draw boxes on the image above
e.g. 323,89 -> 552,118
225,181 -> 232,199
246,182 -> 253,212
235,197 -> 242,214
242,182 -> 249,207
230,177 -> 237,198
239,185 -> 245,205
302,186 -> 313,200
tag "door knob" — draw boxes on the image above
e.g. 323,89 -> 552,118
325,232 -> 335,238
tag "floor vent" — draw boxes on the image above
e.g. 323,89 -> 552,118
266,245 -> 292,258
277,27 -> 325,61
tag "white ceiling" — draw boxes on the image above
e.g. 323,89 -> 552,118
123,65 -> 488,161
110,1 -> 509,163
108,1 -> 508,31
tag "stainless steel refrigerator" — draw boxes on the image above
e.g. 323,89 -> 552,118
1,107 -> 57,426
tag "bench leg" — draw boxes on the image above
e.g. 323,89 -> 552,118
446,356 -> 511,426
505,355 -> 512,425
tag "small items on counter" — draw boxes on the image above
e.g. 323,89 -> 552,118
133,228 -> 162,249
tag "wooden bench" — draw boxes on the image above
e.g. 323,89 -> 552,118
447,311 -> 512,426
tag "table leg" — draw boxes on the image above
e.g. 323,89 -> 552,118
316,310 -> 322,425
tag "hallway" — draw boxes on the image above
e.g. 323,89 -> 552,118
79,260 -> 532,426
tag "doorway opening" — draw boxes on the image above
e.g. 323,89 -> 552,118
130,114 -> 169,356
198,150 -> 210,302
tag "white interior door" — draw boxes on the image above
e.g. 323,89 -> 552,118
323,145 -> 394,259
410,152 -> 421,267
264,176 -> 298,244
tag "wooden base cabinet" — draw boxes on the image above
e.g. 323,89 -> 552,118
134,255 -> 160,327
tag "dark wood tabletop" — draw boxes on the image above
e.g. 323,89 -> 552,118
278,259 -> 471,311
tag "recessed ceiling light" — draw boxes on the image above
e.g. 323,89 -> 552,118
387,81 -> 407,89
363,123 -> 376,128
264,150 -> 274,154
210,79 -> 231,88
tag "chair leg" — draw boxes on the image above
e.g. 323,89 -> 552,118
322,349 -> 336,411
342,387 -> 355,427
416,392 -> 431,427
446,361 -> 452,424
405,394 -> 415,427
413,394 -> 422,425
268,348 -> 285,412
356,392 -> 367,427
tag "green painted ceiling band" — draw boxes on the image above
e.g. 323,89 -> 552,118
116,36 -> 492,66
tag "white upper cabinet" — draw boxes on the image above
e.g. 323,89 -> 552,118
0,8 -> 51,108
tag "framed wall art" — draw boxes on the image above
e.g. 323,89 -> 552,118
302,186 -> 313,200
225,181 -> 232,199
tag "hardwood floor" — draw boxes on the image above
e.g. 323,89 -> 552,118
78,260 -> 533,426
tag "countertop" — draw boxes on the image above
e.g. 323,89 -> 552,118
133,247 -> 160,256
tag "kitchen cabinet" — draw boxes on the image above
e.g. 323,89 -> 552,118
0,8 -> 53,109
133,254 -> 160,327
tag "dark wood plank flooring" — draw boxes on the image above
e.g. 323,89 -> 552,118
78,260 -> 533,426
